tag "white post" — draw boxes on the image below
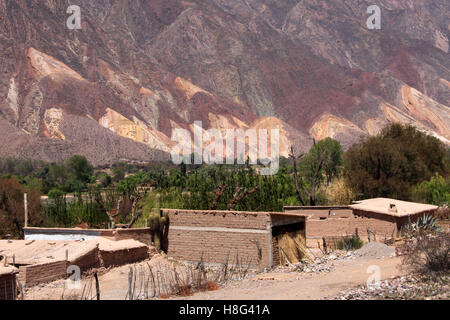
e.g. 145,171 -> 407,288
24,193 -> 28,228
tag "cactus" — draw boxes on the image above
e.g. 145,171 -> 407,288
148,208 -> 169,252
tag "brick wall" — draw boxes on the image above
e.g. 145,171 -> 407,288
165,209 -> 271,229
18,260 -> 68,287
285,207 -> 400,248
164,209 -> 272,268
71,246 -> 100,272
0,273 -> 17,300
99,247 -> 150,268
110,228 -> 152,245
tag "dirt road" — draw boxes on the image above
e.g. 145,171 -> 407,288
177,256 -> 405,300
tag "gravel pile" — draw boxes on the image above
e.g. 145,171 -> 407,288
354,242 -> 396,259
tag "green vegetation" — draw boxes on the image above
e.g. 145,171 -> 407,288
344,124 -> 449,200
336,234 -> 364,251
0,124 -> 448,235
412,174 -> 450,206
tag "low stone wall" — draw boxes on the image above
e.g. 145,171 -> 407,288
99,247 -> 150,268
18,260 -> 68,287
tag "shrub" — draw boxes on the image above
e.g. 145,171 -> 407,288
323,178 -> 355,205
412,174 -> 450,206
400,230 -> 450,279
337,234 -> 364,251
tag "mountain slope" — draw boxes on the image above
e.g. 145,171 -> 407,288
0,0 -> 448,165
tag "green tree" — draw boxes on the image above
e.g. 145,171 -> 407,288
66,155 -> 93,184
344,124 -> 449,200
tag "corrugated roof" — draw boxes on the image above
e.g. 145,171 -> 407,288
349,198 -> 438,217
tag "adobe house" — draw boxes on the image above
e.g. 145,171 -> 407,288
0,266 -> 19,300
162,209 -> 307,269
284,198 -> 438,248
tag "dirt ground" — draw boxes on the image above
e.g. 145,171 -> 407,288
178,257 -> 405,300
24,254 -> 405,300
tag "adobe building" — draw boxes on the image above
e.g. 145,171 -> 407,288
0,266 -> 19,300
284,198 -> 438,248
163,198 -> 438,268
163,209 -> 307,269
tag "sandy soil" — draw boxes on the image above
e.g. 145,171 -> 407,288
177,257 -> 405,300
24,254 -> 405,300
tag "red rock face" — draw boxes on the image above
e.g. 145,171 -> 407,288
0,0 -> 448,165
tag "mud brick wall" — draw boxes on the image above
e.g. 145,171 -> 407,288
0,273 -> 17,300
71,246 -> 100,272
110,228 -> 152,245
164,209 -> 273,268
18,260 -> 68,287
305,212 -> 398,248
272,236 -> 280,266
99,247 -> 149,268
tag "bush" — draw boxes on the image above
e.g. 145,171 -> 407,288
337,234 -> 364,251
400,230 -> 450,279
412,174 -> 450,206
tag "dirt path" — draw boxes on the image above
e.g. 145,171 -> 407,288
24,255 -> 405,300
177,257 -> 405,300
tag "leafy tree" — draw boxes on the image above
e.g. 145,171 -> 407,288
49,164 -> 69,187
66,155 -> 93,184
98,173 -> 112,188
290,138 -> 343,205
112,165 -> 125,182
344,124 -> 449,200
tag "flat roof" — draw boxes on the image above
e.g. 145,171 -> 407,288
0,238 -> 147,265
349,198 -> 438,217
0,266 -> 18,276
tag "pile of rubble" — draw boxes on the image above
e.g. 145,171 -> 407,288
329,274 -> 450,300
353,242 -> 396,260
271,242 -> 397,275
271,250 -> 353,274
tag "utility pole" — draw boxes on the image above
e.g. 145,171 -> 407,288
24,193 -> 28,228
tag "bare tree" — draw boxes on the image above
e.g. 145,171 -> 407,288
289,146 -> 306,206
227,186 -> 259,211
210,185 -> 228,210
95,195 -> 122,229
289,143 -> 326,206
